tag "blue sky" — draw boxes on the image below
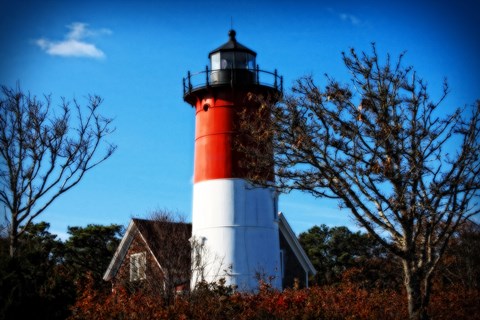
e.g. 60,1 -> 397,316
1,0 -> 479,239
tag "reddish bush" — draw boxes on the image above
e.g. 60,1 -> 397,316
69,274 -> 171,320
428,285 -> 480,320
70,276 -> 479,320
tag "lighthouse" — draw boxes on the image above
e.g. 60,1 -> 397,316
183,30 -> 283,290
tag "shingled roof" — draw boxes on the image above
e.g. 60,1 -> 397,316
103,218 -> 191,282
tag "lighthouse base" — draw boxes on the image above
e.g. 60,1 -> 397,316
191,178 -> 282,291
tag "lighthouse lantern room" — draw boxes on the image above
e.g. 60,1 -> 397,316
183,30 -> 283,291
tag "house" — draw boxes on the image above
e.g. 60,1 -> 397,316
103,218 -> 191,296
103,213 -> 315,293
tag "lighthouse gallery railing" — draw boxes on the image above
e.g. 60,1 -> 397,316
183,66 -> 283,97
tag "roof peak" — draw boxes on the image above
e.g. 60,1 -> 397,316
228,29 -> 236,41
208,29 -> 256,58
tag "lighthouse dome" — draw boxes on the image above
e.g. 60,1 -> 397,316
209,30 -> 256,71
183,30 -> 282,105
209,30 -> 256,57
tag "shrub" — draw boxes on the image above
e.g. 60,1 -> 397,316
70,277 -> 479,320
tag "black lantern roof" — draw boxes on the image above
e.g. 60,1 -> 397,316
208,29 -> 256,58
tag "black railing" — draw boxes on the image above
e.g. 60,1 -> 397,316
183,65 -> 283,97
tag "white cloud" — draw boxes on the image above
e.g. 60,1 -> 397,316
340,13 -> 361,26
35,23 -> 111,59
36,38 -> 105,58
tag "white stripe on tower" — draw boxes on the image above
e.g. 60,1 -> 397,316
192,178 -> 281,290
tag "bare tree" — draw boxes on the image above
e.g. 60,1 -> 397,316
189,234 -> 233,291
0,86 -> 116,257
144,210 -> 192,303
239,45 -> 480,320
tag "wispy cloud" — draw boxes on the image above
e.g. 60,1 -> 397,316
339,13 -> 361,26
35,23 -> 112,59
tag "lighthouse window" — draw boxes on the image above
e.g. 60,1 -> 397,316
211,52 -> 220,70
246,54 -> 255,70
221,59 -> 228,69
220,52 -> 233,69
213,52 -> 255,70
235,52 -> 248,69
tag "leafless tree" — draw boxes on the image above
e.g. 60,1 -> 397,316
0,85 -> 116,257
143,210 -> 192,303
238,45 -> 480,320
190,235 -> 233,290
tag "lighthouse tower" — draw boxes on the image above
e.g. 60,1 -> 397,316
183,30 -> 283,291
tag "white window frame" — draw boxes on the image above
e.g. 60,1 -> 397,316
130,252 -> 146,281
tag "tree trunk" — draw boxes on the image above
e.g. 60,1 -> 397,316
9,220 -> 18,258
403,261 -> 429,320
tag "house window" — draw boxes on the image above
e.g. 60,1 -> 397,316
130,252 -> 146,281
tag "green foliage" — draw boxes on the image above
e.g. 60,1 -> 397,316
62,224 -> 123,285
0,222 -> 123,320
0,222 -> 75,320
299,224 -> 399,287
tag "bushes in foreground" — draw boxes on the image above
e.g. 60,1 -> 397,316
69,276 -> 480,320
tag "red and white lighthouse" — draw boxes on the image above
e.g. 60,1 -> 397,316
183,30 -> 283,290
